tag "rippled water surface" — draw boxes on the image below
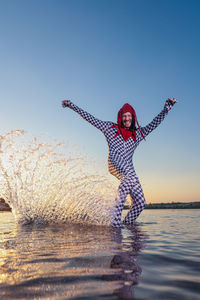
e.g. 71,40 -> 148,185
0,209 -> 199,299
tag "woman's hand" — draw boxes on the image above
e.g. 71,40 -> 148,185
165,98 -> 177,107
62,100 -> 72,108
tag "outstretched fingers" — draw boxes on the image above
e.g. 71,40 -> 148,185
62,100 -> 71,108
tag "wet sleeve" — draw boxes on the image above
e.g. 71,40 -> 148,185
141,101 -> 176,138
68,101 -> 107,132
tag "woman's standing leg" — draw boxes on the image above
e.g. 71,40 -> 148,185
123,178 -> 146,224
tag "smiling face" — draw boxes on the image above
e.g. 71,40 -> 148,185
122,112 -> 133,128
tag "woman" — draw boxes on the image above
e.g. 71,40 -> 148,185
62,98 -> 176,227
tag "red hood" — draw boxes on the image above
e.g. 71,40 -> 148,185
110,103 -> 145,141
117,103 -> 137,129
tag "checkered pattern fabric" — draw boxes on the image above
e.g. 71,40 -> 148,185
69,101 -> 175,227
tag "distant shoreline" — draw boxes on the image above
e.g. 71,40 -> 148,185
124,201 -> 200,210
0,198 -> 11,211
1,198 -> 200,212
145,201 -> 200,209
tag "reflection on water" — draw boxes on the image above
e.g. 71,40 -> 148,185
103,226 -> 145,299
0,212 -> 147,299
1,210 -> 200,299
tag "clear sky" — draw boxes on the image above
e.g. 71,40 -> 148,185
0,0 -> 199,203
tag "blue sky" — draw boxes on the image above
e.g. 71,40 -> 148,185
0,0 -> 199,203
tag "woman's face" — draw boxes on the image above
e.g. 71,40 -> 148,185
122,112 -> 132,128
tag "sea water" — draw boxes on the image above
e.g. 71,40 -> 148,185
0,210 -> 199,299
0,131 -> 199,299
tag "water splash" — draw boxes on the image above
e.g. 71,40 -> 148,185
0,130 -> 118,226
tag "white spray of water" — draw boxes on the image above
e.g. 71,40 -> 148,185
0,130 -> 118,226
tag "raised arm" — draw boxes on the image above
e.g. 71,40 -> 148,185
141,98 -> 177,138
62,100 -> 107,132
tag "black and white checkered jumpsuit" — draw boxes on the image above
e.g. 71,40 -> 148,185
67,101 -> 175,227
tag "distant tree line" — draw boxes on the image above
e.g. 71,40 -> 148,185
145,201 -> 200,209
